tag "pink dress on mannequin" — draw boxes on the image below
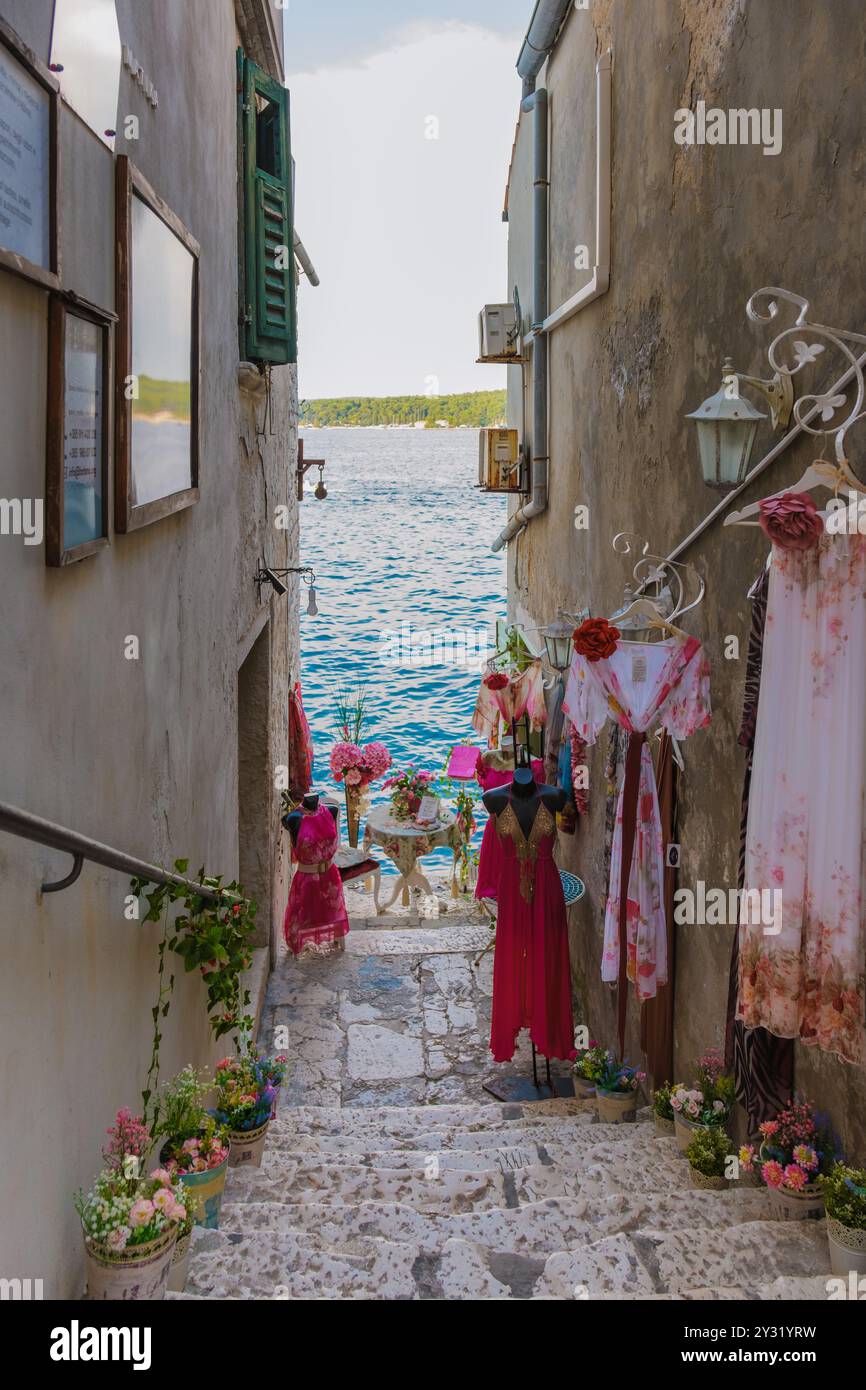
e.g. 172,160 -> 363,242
283,804 -> 349,956
489,797 -> 575,1064
475,753 -> 546,901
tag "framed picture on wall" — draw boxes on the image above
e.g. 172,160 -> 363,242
115,156 -> 200,532
45,296 -> 113,565
0,19 -> 60,290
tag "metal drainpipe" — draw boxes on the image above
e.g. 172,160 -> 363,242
492,87 -> 549,554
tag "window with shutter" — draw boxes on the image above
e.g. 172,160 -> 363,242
237,49 -> 297,364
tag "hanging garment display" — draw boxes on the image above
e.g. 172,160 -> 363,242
737,535 -> 866,1066
725,566 -> 794,1129
563,622 -> 711,1046
282,804 -> 349,956
287,681 -> 314,800
639,731 -> 677,1088
474,751 -> 545,900
471,661 -> 547,742
489,793 -> 575,1063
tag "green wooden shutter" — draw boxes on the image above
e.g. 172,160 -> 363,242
238,50 -> 297,364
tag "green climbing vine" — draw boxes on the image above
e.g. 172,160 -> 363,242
130,859 -> 258,1126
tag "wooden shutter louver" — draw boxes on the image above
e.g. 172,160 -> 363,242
238,50 -> 297,364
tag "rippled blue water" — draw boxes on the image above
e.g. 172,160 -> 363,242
299,428 -> 507,869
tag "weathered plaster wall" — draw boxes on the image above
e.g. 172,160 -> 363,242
0,0 -> 297,1295
505,0 -> 866,1153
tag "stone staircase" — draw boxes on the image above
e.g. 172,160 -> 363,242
179,1100 -> 831,1300
175,891 -> 832,1300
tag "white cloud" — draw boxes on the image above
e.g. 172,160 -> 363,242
291,23 -> 517,399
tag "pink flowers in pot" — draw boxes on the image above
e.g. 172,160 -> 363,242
329,741 -> 392,790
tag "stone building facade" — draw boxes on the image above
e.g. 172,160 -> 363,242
0,0 -> 310,1295
501,1 -> 866,1152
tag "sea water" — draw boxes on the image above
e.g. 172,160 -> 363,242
299,427 -> 507,871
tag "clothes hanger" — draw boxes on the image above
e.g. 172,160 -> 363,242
725,433 -> 866,527
610,594 -> 689,642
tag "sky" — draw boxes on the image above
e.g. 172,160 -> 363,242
283,2 -> 530,400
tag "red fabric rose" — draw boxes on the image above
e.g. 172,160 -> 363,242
484,671 -> 509,690
758,492 -> 824,550
573,617 -> 620,663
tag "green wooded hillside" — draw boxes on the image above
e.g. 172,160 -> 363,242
299,391 -> 507,428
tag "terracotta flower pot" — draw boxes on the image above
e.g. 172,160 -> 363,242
827,1218 -> 866,1277
654,1113 -> 675,1137
83,1226 -> 177,1301
595,1088 -> 637,1124
228,1120 -> 270,1169
689,1166 -> 728,1191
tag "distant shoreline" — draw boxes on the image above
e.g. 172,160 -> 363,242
300,389 -> 507,430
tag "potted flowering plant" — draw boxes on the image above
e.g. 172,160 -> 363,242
330,741 -> 392,846
685,1126 -> 732,1192
212,1053 -> 277,1168
734,1143 -> 761,1187
594,1056 -> 645,1124
75,1112 -> 188,1300
383,767 -> 437,821
819,1163 -> 866,1275
671,1049 -> 735,1152
152,1066 -> 231,1232
572,1041 -> 608,1101
758,1100 -> 839,1220
650,1082 -> 677,1137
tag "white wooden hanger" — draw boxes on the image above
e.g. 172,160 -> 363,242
610,594 -> 689,642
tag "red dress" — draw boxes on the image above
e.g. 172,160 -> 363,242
283,805 -> 349,956
475,755 -> 546,900
489,798 -> 575,1063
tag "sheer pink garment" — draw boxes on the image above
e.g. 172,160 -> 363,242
283,805 -> 349,956
472,662 -> 547,741
738,535 -> 866,1065
563,636 -> 711,1002
489,799 -> 575,1064
474,754 -> 546,900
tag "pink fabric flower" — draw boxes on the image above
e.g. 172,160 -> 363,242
758,492 -> 824,550
363,742 -> 392,779
107,1227 -> 130,1252
129,1198 -> 155,1226
344,768 -> 362,786
793,1145 -> 818,1171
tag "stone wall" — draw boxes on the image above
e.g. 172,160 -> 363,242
504,0 -> 866,1153
0,0 -> 297,1295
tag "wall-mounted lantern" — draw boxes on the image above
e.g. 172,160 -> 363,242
255,563 -> 318,615
541,610 -> 575,672
686,359 -> 769,489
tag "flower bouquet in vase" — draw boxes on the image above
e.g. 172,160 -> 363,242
383,767 -> 437,822
571,1041 -> 608,1101
671,1048 -> 735,1153
75,1110 -> 189,1300
151,1066 -> 231,1236
211,1054 -> 276,1169
594,1055 -> 645,1124
685,1126 -> 732,1191
820,1162 -> 866,1275
758,1100 -> 839,1221
651,1082 -> 677,1137
329,685 -> 391,846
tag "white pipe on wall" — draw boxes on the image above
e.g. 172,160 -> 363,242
525,50 -> 611,346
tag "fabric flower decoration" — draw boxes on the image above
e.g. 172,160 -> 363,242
757,491 -> 824,550
573,617 -> 620,663
484,671 -> 509,690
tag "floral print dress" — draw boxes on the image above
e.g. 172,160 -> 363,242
283,805 -> 349,957
737,535 -> 866,1065
563,636 -> 711,1003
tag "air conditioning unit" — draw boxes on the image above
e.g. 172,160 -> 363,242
478,428 -> 523,493
478,303 -> 519,361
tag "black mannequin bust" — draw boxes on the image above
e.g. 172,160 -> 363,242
282,791 -> 338,846
481,767 -> 566,838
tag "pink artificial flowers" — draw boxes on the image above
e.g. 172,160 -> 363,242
758,492 -> 824,550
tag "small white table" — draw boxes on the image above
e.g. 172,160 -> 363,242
363,805 -> 461,912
